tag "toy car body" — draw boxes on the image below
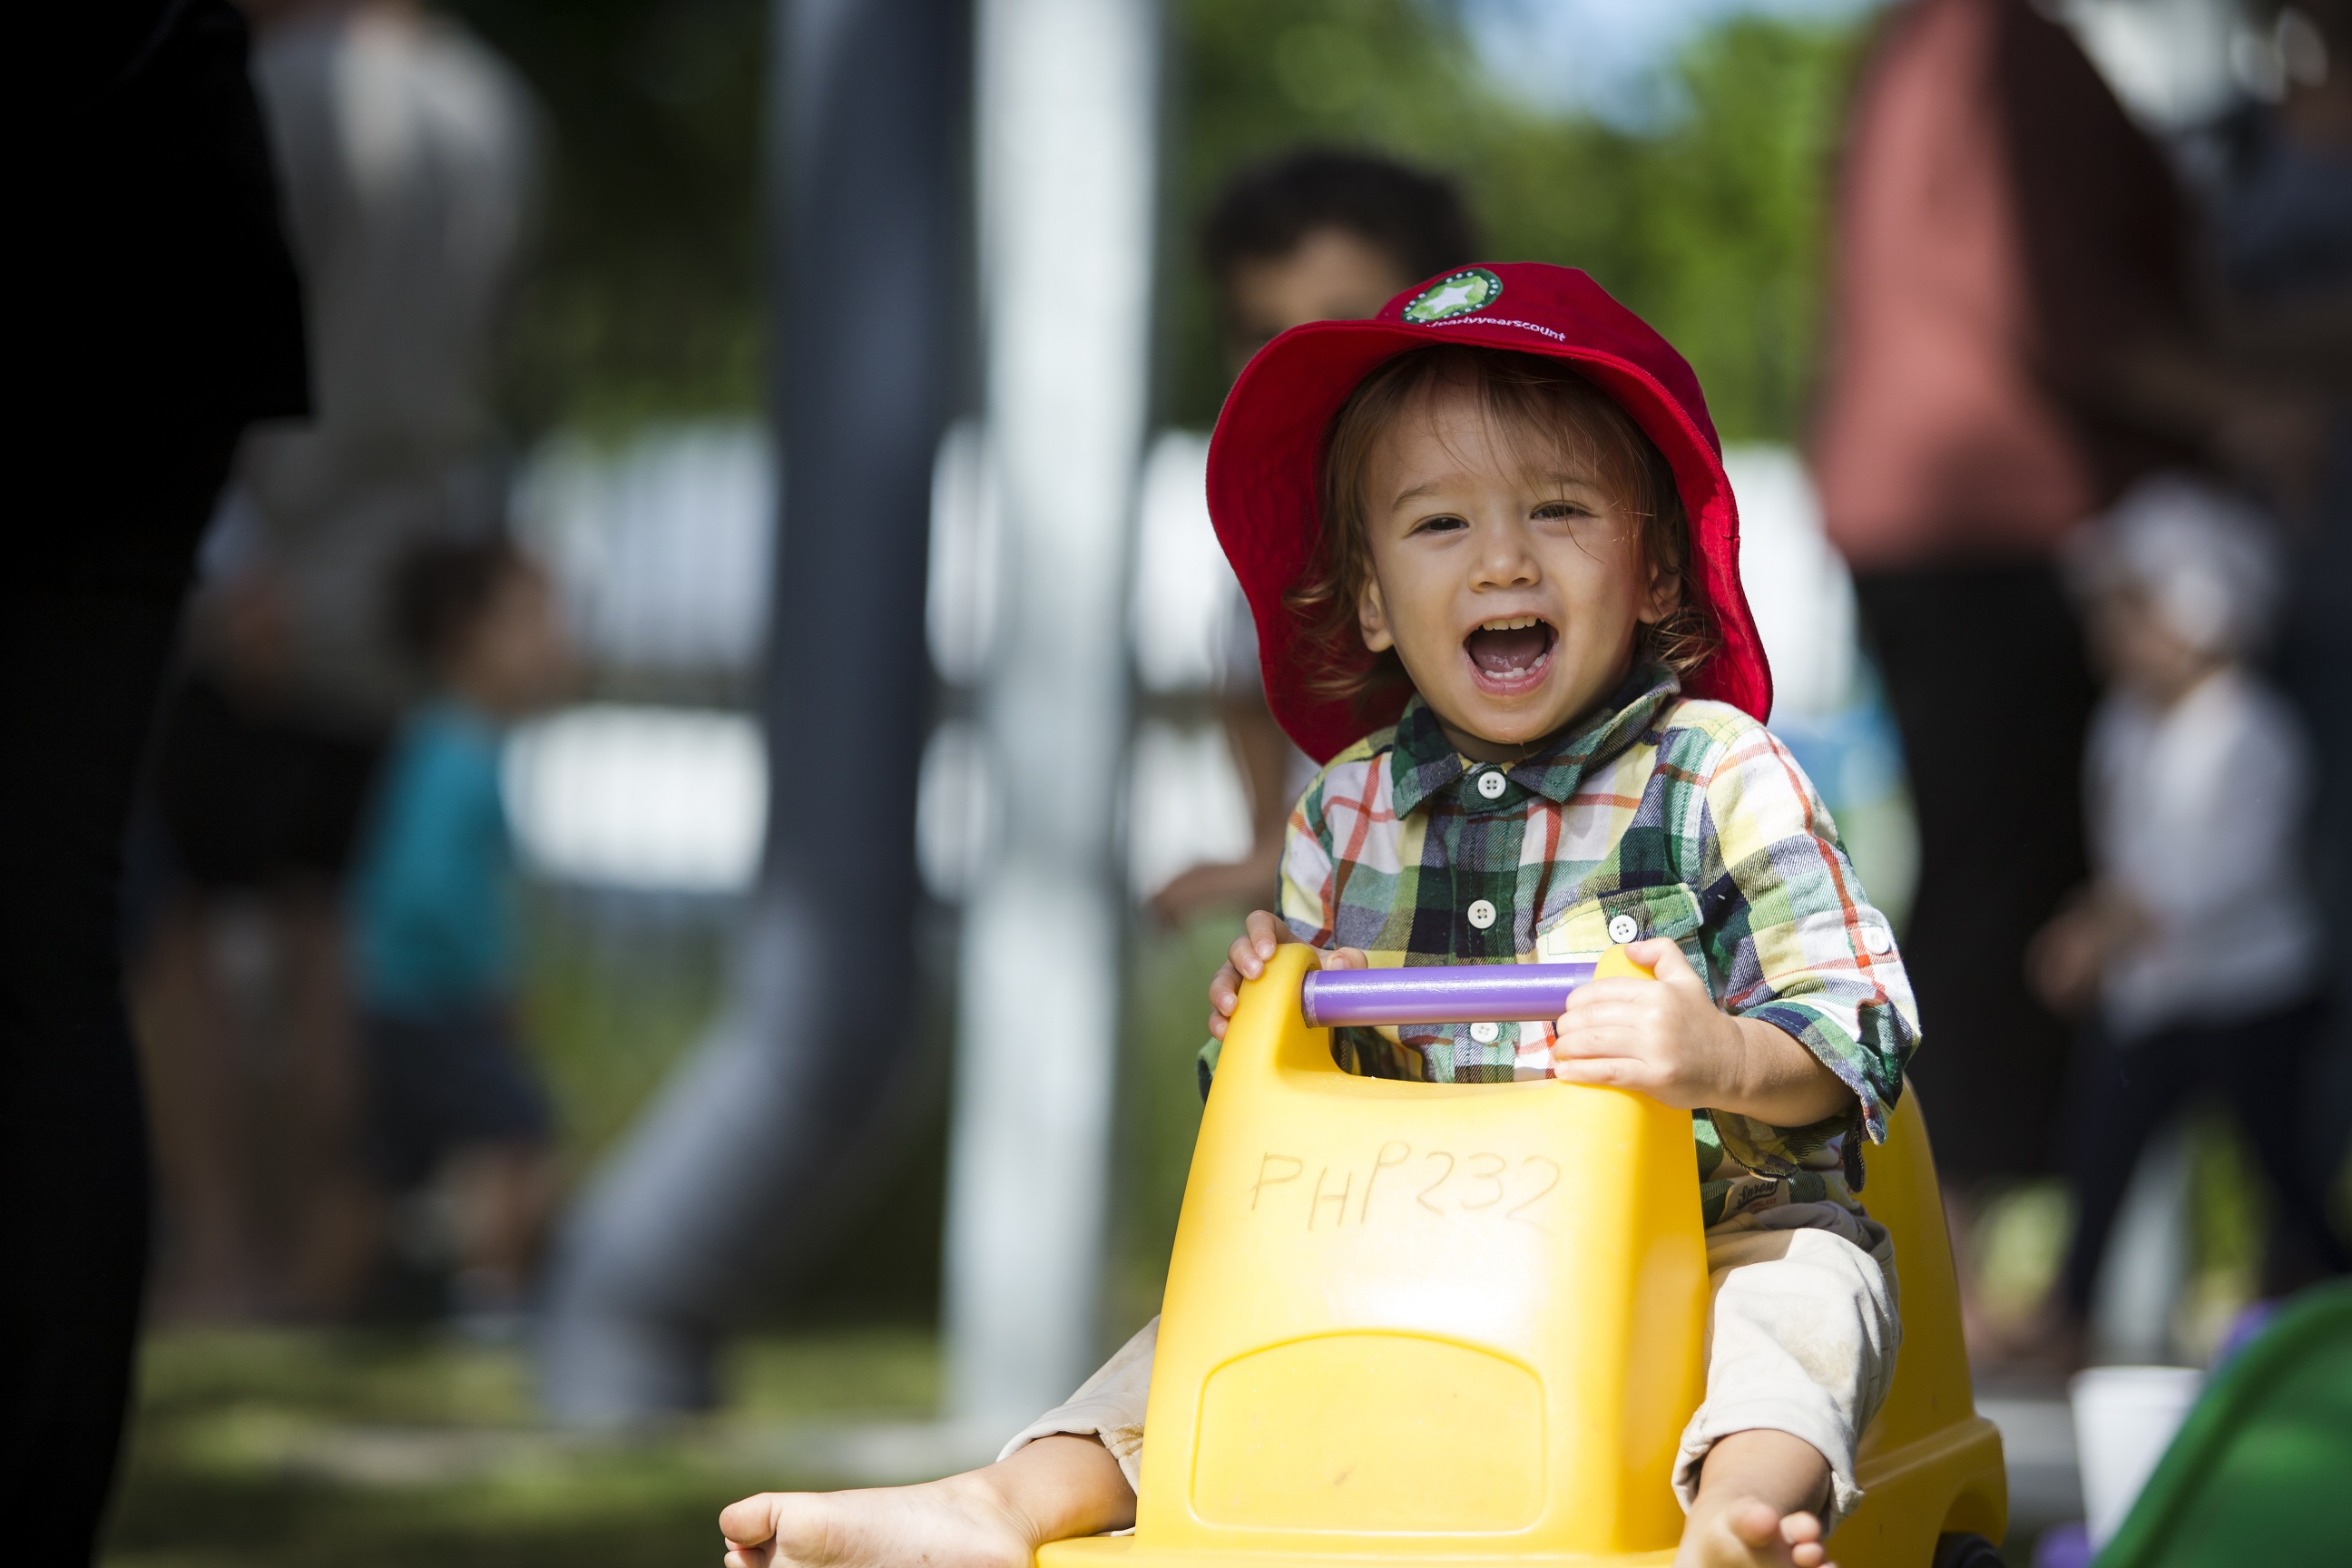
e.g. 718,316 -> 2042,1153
1039,944 -> 2005,1567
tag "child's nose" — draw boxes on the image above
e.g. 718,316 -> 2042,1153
1472,525 -> 1540,586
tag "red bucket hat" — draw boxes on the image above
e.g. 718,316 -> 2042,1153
1206,261 -> 1771,763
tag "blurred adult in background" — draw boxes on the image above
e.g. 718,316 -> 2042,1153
2030,477 -> 2347,1354
6,4 -> 307,1559
137,0 -> 538,1320
1808,0 -> 2288,1347
1149,149 -> 1476,924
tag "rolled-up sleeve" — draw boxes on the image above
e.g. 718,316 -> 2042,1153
997,1318 -> 1158,1497
1690,724 -> 1921,1173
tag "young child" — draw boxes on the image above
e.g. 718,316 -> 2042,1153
2029,475 -> 2347,1338
353,536 -> 571,1328
722,266 -> 1918,1568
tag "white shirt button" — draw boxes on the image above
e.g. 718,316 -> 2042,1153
1607,913 -> 1641,945
1475,769 -> 1507,799
1469,1020 -> 1501,1044
1467,898 -> 1497,930
1864,924 -> 1894,956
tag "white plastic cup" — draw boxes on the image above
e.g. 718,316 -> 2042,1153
2070,1365 -> 2204,1548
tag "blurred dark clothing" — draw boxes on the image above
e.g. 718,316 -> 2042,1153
2213,109 -> 2352,308
3,429 -> 250,1564
1814,0 -> 2192,571
362,1006 -> 551,1190
1815,0 -> 2195,1182
2212,102 -> 2352,1208
32,1 -> 309,581
7,4 -> 306,1561
1855,568 -> 2097,1180
151,673 -> 386,888
2057,997 -> 2347,1316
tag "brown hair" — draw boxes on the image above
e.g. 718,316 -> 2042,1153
1284,345 -> 1719,717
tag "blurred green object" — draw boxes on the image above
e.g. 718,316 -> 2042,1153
2095,1281 -> 2352,1568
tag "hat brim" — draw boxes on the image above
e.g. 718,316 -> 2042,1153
1206,284 -> 1772,764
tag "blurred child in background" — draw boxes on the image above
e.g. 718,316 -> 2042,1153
353,537 -> 570,1332
2031,475 -> 2349,1349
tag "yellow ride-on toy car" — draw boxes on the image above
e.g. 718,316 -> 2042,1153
1039,945 -> 2005,1568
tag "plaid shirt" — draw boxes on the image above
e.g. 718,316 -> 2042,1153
1254,663 -> 1921,1225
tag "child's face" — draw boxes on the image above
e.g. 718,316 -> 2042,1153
1355,381 -> 1666,759
2086,582 -> 2218,705
453,565 -> 573,718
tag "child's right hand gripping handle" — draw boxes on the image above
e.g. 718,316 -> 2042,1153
1299,945 -> 1653,1028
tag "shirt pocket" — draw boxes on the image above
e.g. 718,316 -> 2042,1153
1532,882 -> 1706,975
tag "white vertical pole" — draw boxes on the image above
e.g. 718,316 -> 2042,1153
945,0 -> 1160,1430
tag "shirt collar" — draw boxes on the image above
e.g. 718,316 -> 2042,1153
1387,662 -> 1681,817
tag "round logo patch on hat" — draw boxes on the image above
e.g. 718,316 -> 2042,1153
1401,267 -> 1504,324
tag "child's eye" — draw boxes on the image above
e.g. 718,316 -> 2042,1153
1534,500 -> 1595,523
1409,513 -> 1469,535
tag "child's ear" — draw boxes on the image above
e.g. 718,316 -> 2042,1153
1357,579 -> 1396,653
1637,559 -> 1680,627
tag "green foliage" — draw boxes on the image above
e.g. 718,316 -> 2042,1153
435,0 -> 1864,441
1168,0 -> 1869,442
446,0 -> 769,433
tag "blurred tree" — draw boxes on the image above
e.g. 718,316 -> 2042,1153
436,0 -> 1859,441
1169,0 -> 1868,443
449,0 -> 768,433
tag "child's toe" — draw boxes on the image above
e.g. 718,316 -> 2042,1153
1726,1499 -> 1783,1547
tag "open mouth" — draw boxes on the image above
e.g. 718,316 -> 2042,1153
1463,615 -> 1556,688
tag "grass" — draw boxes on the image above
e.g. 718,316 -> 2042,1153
101,892 -> 1224,1567
517,888 -> 732,1173
103,1327 -> 942,1568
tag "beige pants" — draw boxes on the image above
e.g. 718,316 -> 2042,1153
1002,1202 -> 1898,1530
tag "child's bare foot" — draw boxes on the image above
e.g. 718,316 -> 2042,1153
1677,1495 -> 1834,1568
1675,1429 -> 1838,1568
720,1434 -> 1134,1568
720,1473 -> 1033,1568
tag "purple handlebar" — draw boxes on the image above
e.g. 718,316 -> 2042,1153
1299,963 -> 1597,1028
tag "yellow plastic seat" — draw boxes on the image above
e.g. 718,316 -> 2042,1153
1039,945 -> 2004,1567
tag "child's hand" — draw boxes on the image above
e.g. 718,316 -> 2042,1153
1552,939 -> 1849,1126
1207,909 -> 1367,1039
1550,939 -> 1740,1109
720,1492 -> 786,1567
